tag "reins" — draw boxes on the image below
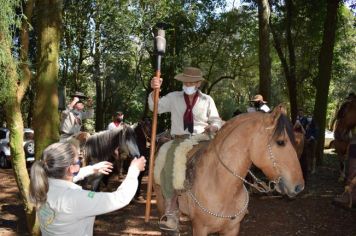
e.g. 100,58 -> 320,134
139,121 -> 151,143
214,142 -> 281,193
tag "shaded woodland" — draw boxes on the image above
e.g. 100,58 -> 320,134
0,0 -> 355,234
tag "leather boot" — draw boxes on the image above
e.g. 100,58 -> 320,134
159,195 -> 179,231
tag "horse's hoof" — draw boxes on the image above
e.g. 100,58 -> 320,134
332,193 -> 353,209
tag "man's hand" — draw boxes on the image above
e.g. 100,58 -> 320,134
130,156 -> 146,172
151,77 -> 163,89
204,125 -> 218,133
92,161 -> 113,175
69,97 -> 80,109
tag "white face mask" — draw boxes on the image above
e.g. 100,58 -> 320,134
183,85 -> 197,95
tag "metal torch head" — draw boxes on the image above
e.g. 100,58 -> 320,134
155,29 -> 166,55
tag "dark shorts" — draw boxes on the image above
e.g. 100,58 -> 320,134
349,144 -> 356,159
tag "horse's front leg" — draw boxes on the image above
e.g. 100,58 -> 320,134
192,222 -> 209,236
220,223 -> 241,236
338,157 -> 346,182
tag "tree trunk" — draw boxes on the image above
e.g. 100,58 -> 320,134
93,2 -> 103,131
1,0 -> 39,234
285,0 -> 298,122
257,0 -> 272,102
33,0 -> 62,158
313,0 -> 340,165
270,0 -> 298,122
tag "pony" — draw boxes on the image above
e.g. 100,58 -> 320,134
82,125 -> 140,191
334,95 -> 356,181
131,117 -> 152,199
154,104 -> 304,235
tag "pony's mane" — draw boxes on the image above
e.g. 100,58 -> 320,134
84,126 -> 136,162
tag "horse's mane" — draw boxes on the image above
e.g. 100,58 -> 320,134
84,125 -> 136,162
337,96 -> 356,119
273,114 -> 296,146
218,112 -> 295,145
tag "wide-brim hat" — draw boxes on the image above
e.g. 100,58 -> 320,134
70,91 -> 87,99
174,67 -> 204,83
250,94 -> 267,103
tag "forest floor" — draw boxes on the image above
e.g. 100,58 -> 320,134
0,150 -> 355,236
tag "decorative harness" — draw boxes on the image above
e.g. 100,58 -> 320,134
187,140 -> 282,220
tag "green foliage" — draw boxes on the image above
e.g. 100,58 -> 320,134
55,0 -> 355,130
0,0 -> 21,103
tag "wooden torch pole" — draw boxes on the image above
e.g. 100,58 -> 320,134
145,25 -> 166,222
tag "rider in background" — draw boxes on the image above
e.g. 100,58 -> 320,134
247,94 -> 271,113
60,91 -> 94,142
107,111 -> 125,130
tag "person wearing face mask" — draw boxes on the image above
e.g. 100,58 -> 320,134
107,111 -> 125,130
29,142 -> 146,235
148,66 -> 223,231
60,91 -> 94,142
247,94 -> 270,113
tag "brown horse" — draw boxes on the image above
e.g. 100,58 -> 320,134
154,105 -> 304,235
334,95 -> 356,181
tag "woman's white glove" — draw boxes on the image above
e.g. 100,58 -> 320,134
92,161 -> 113,175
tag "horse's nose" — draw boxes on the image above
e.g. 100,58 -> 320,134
294,184 -> 304,194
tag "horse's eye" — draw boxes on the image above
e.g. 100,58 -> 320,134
276,140 -> 286,146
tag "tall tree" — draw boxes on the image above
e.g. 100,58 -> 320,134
33,0 -> 62,157
270,0 -> 298,121
0,0 -> 39,234
313,0 -> 341,165
257,0 -> 272,102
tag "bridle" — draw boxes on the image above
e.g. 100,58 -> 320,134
215,142 -> 282,193
187,138 -> 282,220
139,121 -> 151,143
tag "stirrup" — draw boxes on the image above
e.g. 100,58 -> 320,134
158,214 -> 179,232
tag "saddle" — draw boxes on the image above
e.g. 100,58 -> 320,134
154,133 -> 212,190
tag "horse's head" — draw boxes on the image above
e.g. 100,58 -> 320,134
140,117 -> 152,134
249,104 -> 304,197
120,124 -> 140,157
84,126 -> 140,163
335,97 -> 356,140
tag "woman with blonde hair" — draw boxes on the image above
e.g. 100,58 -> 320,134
29,142 -> 146,235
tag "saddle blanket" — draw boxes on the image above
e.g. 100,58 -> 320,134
154,133 -> 211,190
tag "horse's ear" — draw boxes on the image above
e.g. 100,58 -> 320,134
268,103 -> 287,125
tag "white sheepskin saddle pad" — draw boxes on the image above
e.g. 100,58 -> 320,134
154,133 -> 211,190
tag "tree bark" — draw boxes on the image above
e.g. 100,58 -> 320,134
313,0 -> 340,165
1,0 -> 39,234
33,0 -> 62,158
270,0 -> 298,122
257,0 -> 272,103
93,1 -> 103,131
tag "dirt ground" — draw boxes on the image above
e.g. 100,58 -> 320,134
1,150 -> 355,236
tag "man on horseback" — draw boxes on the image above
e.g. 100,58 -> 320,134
149,67 -> 223,231
247,94 -> 271,113
60,91 -> 94,141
